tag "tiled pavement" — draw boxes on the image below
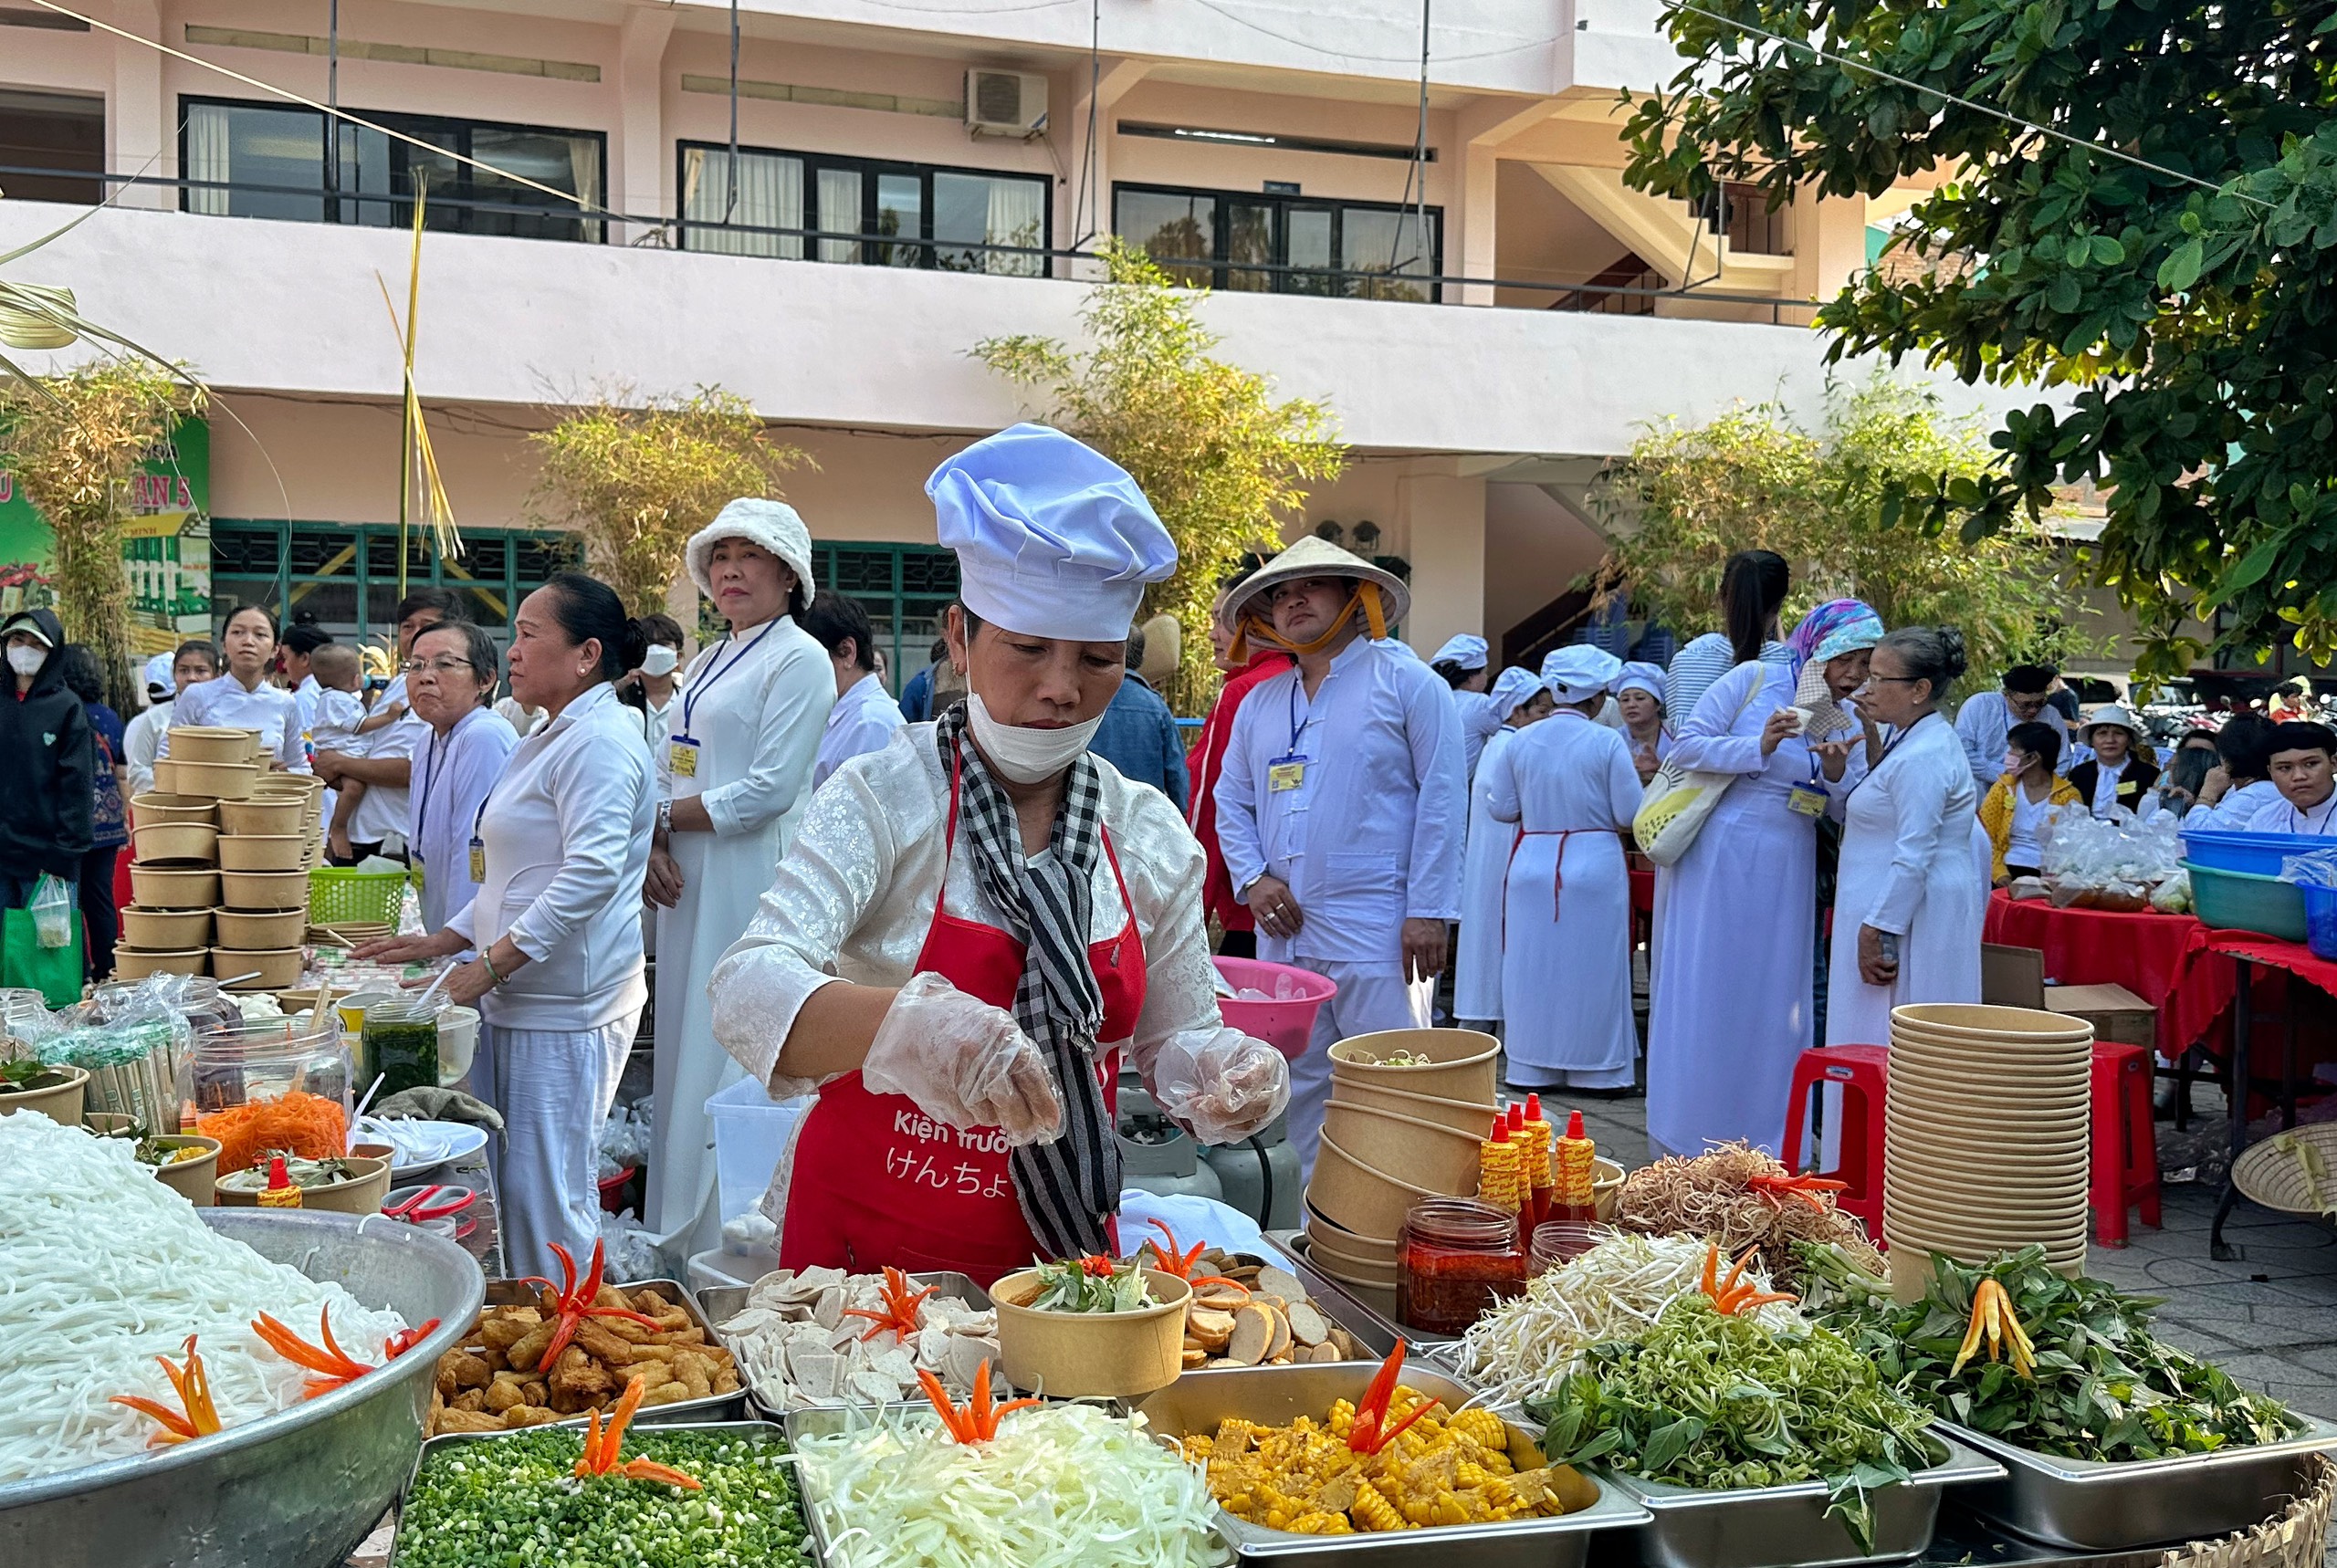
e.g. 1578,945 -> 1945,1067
1567,1085 -> 2337,1424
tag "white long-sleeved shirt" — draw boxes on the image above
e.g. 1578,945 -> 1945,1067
1213,635 -> 1466,963
2245,789 -> 2337,837
409,705 -> 520,936
814,672 -> 906,789
309,688 -> 368,755
124,700 -> 171,798
1454,689 -> 1502,784
708,724 -> 1221,1100
2184,779 -> 2281,835
167,674 -> 305,769
1952,690 -> 2086,790
447,682 -> 655,1030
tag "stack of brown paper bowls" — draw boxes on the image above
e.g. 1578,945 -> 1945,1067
1303,1027 -> 1501,1297
1884,1003 -> 2092,1300
119,785 -> 225,978
248,773 -> 327,869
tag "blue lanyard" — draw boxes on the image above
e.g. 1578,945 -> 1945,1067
413,724 -> 452,849
1284,678 -> 1312,756
677,621 -> 777,738
2293,800 -> 2337,835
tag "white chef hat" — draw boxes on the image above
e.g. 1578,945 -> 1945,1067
927,423 -> 1177,643
686,498 -> 817,604
1489,665 -> 1542,722
142,652 -> 176,701
1541,644 -> 1623,704
1615,661 -> 1665,703
1430,633 -> 1489,671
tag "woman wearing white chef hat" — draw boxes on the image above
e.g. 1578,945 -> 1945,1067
1483,646 -> 1645,1092
709,424 -> 1288,1281
1431,633 -> 1502,781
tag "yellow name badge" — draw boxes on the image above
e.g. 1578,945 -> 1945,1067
668,737 -> 699,779
469,839 -> 487,883
1268,756 -> 1307,792
1786,782 -> 1829,818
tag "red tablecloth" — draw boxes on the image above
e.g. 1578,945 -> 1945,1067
2204,932 -> 2337,994
1984,891 -> 2237,1051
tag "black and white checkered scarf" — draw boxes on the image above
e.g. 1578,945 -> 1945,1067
934,706 -> 1119,1259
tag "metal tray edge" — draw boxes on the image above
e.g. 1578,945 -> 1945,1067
1934,1414 -> 2337,1484
1605,1433 -> 2007,1510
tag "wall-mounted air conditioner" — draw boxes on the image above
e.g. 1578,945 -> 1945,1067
966,69 -> 1047,137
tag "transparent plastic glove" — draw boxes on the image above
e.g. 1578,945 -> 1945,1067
1146,1026 -> 1290,1145
862,972 -> 1064,1145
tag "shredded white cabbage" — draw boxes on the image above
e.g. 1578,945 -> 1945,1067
0,1111 -> 407,1483
796,1402 -> 1229,1568
1457,1232 -> 1806,1406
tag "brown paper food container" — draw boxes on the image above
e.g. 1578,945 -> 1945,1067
1322,1098 -> 1488,1194
1328,1027 -> 1501,1103
990,1268 -> 1191,1398
1307,1129 -> 1449,1239
216,1154 -> 391,1215
0,1062 -> 87,1125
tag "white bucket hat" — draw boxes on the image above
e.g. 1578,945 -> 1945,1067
2085,704 -> 2143,745
686,498 -> 816,606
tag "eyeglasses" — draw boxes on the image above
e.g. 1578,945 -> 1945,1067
1869,674 -> 1928,685
402,657 -> 478,676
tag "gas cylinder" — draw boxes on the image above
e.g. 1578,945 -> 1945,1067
1116,1084 -> 1223,1204
1200,1110 -> 1303,1230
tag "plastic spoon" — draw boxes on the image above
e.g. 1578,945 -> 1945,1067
348,1072 -> 385,1154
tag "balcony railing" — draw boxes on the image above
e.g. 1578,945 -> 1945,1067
0,162 -> 1819,322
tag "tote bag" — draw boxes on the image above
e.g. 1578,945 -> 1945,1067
1632,674 -> 1764,867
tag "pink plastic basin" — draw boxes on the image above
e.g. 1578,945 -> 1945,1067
1213,956 -> 1338,1061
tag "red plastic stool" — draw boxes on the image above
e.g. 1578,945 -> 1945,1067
2090,1040 -> 2161,1247
1778,1045 -> 1890,1232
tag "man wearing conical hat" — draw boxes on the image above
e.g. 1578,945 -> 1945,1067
1212,537 -> 1467,1176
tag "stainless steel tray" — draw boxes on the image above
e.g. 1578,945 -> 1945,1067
786,1400 -> 1195,1566
390,1418 -> 818,1566
697,1271 -> 992,1420
1135,1363 -> 1651,1565
472,1275 -> 748,1427
1604,1436 -> 2006,1568
1940,1415 -> 2337,1552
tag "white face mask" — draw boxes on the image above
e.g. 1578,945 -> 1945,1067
642,644 -> 679,677
965,692 -> 1105,785
6,645 -> 45,678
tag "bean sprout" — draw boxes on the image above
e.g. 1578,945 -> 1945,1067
1456,1233 -> 1804,1407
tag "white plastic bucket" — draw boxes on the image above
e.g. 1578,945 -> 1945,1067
706,1075 -> 809,1220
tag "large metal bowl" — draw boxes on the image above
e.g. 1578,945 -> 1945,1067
0,1209 -> 484,1568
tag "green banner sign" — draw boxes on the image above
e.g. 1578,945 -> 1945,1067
0,418 -> 213,651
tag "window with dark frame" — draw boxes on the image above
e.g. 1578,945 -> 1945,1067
1113,182 -> 1442,302
178,98 -> 606,242
0,88 -> 104,205
676,141 -> 1051,277
209,520 -> 582,646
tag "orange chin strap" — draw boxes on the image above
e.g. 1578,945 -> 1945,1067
1229,581 -> 1388,664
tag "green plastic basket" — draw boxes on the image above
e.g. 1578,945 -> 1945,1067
2183,860 -> 2309,943
307,868 -> 409,927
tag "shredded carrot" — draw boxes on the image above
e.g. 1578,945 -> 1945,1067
195,1092 -> 350,1174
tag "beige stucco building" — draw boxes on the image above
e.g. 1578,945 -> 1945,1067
0,0 -> 2026,675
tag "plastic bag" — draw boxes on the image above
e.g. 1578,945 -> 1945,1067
27,873 -> 71,949
2281,849 -> 2337,889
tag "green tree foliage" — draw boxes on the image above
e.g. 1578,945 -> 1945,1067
975,240 -> 1347,714
529,387 -> 806,616
0,364 -> 201,710
1591,381 -> 2089,684
1619,0 -> 2337,675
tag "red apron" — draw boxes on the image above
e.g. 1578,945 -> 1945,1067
780,759 -> 1148,1286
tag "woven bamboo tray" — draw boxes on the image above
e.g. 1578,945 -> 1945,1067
2231,1126 -> 2337,1218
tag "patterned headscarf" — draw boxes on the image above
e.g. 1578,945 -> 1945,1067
1788,599 -> 1884,674
1788,599 -> 1883,740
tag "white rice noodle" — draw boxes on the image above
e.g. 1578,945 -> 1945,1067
0,1111 -> 408,1484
